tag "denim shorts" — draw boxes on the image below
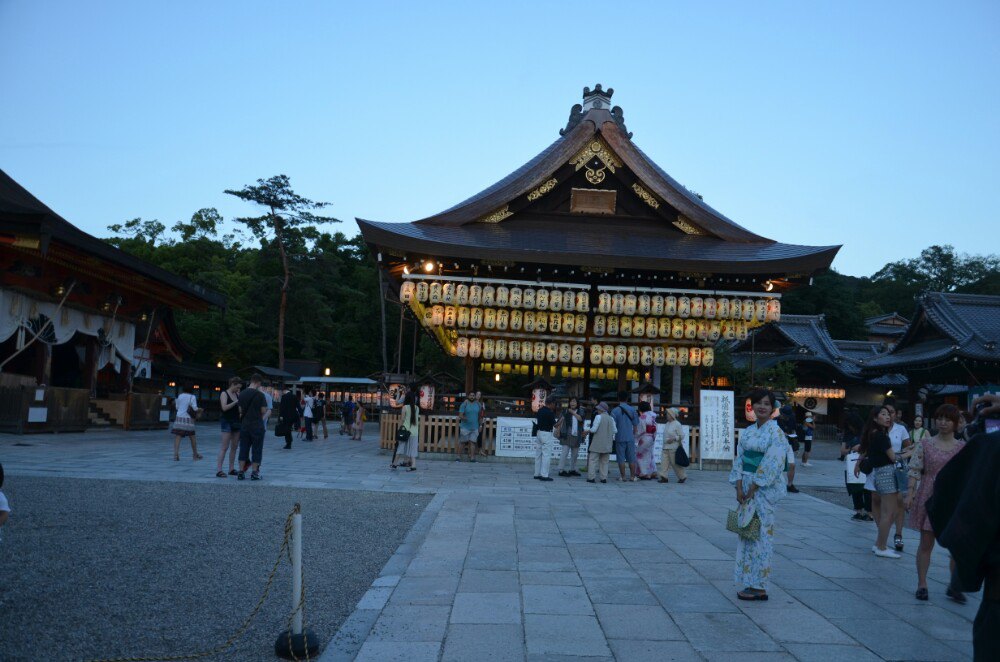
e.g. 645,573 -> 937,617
221,420 -> 241,433
614,439 -> 637,465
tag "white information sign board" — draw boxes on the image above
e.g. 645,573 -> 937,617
495,417 -> 538,457
699,389 -> 735,461
28,406 -> 48,423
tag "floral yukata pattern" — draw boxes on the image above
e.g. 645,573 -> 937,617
728,418 -> 788,590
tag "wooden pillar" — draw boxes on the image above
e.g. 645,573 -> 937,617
692,366 -> 703,406
36,342 -> 52,387
84,336 -> 100,397
617,367 -> 628,400
464,356 -> 475,395
671,365 -> 682,405
652,366 -> 662,408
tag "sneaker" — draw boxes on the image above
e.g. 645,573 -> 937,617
800,462 -> 813,467
237,472 -> 245,480
787,485 -> 800,493
863,513 -> 875,522
538,476 -> 553,482
586,479 -> 596,483
250,472 -> 261,481
851,513 -> 864,521
569,471 -> 581,477
658,477 -> 669,483
558,471 -> 569,477
874,548 -> 901,559
600,479 -> 607,484
533,475 -> 541,480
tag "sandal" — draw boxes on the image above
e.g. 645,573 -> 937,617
228,469 -> 238,476
915,587 -> 929,601
193,454 -> 203,460
408,466 -> 417,471
215,471 -> 227,478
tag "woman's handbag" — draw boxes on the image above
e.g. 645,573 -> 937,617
726,504 -> 761,541
858,454 -> 874,476
675,445 -> 691,467
395,427 -> 411,443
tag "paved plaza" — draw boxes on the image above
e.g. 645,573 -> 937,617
1,425 -> 979,661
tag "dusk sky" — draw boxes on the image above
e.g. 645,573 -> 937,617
2,1 -> 997,277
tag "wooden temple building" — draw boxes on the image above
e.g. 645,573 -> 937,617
359,85 -> 840,455
0,168 -> 225,432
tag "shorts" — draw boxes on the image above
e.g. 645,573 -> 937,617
788,436 -> 800,452
459,428 -> 478,443
614,439 -> 637,465
238,426 -> 265,465
803,437 -> 813,453
221,420 -> 241,433
785,445 -> 796,469
873,464 -> 898,495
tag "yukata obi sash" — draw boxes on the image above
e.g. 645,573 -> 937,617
742,450 -> 765,474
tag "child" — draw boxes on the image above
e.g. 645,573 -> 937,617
0,463 -> 10,542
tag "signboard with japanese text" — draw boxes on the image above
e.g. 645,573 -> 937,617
700,389 -> 735,461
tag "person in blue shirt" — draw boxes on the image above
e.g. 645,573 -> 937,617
611,391 -> 640,482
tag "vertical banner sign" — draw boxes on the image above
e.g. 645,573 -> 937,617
700,389 -> 734,461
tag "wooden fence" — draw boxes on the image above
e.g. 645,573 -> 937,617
127,393 -> 172,430
0,386 -> 90,434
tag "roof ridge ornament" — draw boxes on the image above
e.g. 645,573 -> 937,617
560,84 -> 631,137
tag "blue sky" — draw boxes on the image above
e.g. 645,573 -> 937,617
1,1 -> 997,277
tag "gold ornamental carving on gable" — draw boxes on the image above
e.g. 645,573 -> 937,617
631,183 -> 660,210
478,205 -> 513,224
527,178 -> 558,201
673,215 -> 706,235
569,138 -> 622,185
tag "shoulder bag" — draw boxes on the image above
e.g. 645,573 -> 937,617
675,444 -> 691,467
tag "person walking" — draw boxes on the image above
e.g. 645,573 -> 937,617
340,397 -> 355,436
801,413 -> 815,466
730,388 -> 787,601
457,392 -> 481,462
352,401 -> 365,440
301,389 -> 315,442
393,389 -> 420,471
586,402 -> 615,483
611,392 -> 640,482
855,404 -> 901,558
884,400 -> 911,551
657,407 -> 687,484
277,384 -> 299,449
777,405 -> 800,493
314,391 -> 328,439
635,401 -> 658,479
236,373 -> 268,481
171,384 -> 202,462
557,397 -> 584,477
533,395 -> 557,481
906,404 -> 966,601
215,377 -> 242,477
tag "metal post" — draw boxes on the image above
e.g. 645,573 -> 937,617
291,503 -> 303,635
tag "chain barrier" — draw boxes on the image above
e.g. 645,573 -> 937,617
88,507 -> 305,662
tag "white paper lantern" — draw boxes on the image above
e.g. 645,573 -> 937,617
484,308 -> 497,330
646,318 -> 658,339
552,290 -> 565,312
632,317 -> 645,337
624,294 -> 637,316
598,292 -> 612,313
469,337 -> 482,358
703,347 -> 715,367
619,317 -> 632,338
572,344 -> 585,364
607,316 -> 619,336
593,315 -> 606,336
736,321 -> 749,340
689,347 -> 702,367
536,289 -> 549,311
533,342 -> 546,362
563,290 -> 575,311
510,310 -> 523,331
708,320 -> 721,341
558,343 -> 571,363
691,297 -> 704,318
495,286 -> 509,307
431,305 -> 444,326
522,288 -> 536,309
754,299 -> 767,323
716,297 -> 730,319
671,319 -> 684,339
742,299 -> 756,322
483,338 -> 495,360
400,281 -> 416,303
442,283 -> 454,304
602,345 -> 614,365
696,320 -> 709,341
416,281 -> 429,302
509,341 -> 521,361
523,311 -> 535,332
495,339 -> 507,361
612,293 -> 625,314
509,287 -> 522,308
576,291 -> 590,313
651,295 -> 664,316
640,346 -> 653,366
766,299 -> 781,322
591,344 -> 603,365
457,307 -> 470,328
468,285 -> 483,307
722,321 -> 736,340
676,348 -> 689,366
444,306 -> 457,327
627,345 -> 640,365
678,296 -> 691,318
470,308 -> 483,329
614,345 -> 628,365
535,313 -> 548,333
549,313 -> 562,334
684,319 -> 697,339
638,295 -> 651,315
704,297 -> 717,319
563,312 -> 576,334
454,284 -> 468,305
666,346 -> 678,365
496,309 -> 509,331
654,346 -> 665,366
658,318 -> 671,338
664,295 -> 677,316
429,282 -> 442,304
456,337 -> 469,357
730,298 -> 742,320
479,285 -> 494,306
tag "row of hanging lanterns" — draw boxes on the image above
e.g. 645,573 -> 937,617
589,344 -> 715,367
597,293 -> 779,321
454,338 -> 587,363
402,281 -> 590,312
593,316 -> 750,340
480,363 -> 641,381
419,306 -> 588,334
793,387 -> 847,399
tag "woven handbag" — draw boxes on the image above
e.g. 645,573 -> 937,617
726,508 -> 762,541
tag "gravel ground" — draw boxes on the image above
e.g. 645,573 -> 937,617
0,477 -> 431,662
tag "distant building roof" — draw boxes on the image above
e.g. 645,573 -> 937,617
249,365 -> 299,380
864,312 -> 910,338
296,376 -> 377,386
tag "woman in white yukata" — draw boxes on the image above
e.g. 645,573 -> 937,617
729,388 -> 788,601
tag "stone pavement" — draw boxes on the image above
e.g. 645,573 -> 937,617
1,425 -> 979,661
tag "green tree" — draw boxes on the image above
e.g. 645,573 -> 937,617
224,175 -> 340,369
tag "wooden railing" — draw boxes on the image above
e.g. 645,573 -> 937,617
0,386 -> 90,434
127,393 -> 173,430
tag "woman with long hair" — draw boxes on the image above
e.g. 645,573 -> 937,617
171,383 -> 202,462
729,389 -> 787,601
906,404 -> 966,602
634,400 -> 658,479
394,389 -> 419,471
215,377 -> 242,477
855,405 -> 899,558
